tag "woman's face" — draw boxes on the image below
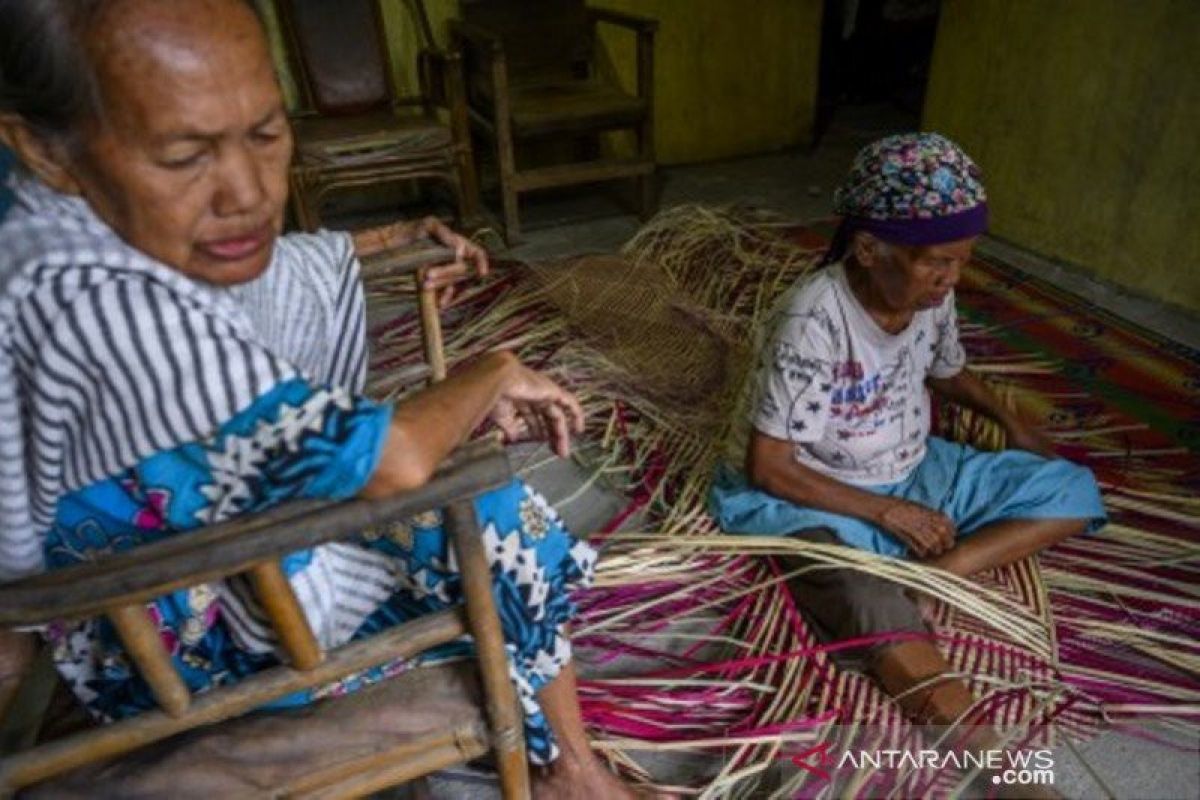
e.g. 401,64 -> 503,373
68,0 -> 292,286
863,236 -> 977,312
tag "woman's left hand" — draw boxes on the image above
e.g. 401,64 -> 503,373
1003,418 -> 1057,459
353,216 -> 490,307
412,216 -> 489,308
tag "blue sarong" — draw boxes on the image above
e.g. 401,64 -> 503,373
44,379 -> 593,764
709,437 -> 1107,558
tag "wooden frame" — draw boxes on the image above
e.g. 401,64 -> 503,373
452,5 -> 658,242
0,242 -> 530,799
279,0 -> 482,233
0,442 -> 530,798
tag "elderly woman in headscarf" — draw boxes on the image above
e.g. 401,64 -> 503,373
711,133 -> 1106,733
0,1 -> 650,796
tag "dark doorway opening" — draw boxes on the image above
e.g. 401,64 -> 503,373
813,0 -> 942,146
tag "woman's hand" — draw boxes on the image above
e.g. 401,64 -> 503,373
413,216 -> 489,308
1003,418 -> 1057,459
489,361 -> 585,458
877,498 -> 957,558
353,216 -> 490,307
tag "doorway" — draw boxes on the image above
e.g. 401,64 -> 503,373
813,0 -> 942,146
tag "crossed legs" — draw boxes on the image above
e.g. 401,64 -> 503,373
786,520 -> 1085,793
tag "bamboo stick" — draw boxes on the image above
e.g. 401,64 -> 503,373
419,279 -> 447,382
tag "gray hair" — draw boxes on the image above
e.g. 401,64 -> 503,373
0,0 -> 105,146
0,0 -> 262,147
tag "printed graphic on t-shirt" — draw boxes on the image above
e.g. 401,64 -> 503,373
751,265 -> 965,486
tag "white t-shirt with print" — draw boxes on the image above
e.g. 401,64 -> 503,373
751,262 -> 966,486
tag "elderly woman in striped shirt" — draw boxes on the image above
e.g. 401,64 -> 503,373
0,1 -> 647,796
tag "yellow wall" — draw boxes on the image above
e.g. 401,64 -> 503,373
589,0 -> 823,164
377,0 -> 823,165
923,0 -> 1200,310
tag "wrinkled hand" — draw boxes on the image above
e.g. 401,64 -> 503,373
1003,418 -> 1057,459
878,499 -> 956,558
490,362 -> 585,458
414,216 -> 490,308
354,216 -> 489,308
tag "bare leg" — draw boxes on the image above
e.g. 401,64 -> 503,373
873,641 -> 1061,798
0,629 -> 37,719
533,661 -> 675,799
873,639 -> 978,729
924,518 -> 1085,578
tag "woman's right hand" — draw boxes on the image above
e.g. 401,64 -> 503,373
877,498 -> 957,558
489,357 -> 585,458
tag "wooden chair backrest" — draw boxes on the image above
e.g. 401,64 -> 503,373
460,0 -> 593,84
278,0 -> 394,114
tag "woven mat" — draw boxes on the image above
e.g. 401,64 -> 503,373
365,207 -> 1199,798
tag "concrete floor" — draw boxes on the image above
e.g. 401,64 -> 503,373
376,104 -> 1200,799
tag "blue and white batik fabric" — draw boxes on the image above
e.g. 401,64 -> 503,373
45,383 -> 594,763
1,172 -> 594,764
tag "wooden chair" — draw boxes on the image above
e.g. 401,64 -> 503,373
451,0 -> 658,241
279,0 -> 482,232
0,244 -> 531,799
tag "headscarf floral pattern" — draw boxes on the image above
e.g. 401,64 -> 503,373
833,132 -> 987,221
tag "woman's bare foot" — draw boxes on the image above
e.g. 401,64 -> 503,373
532,749 -> 675,800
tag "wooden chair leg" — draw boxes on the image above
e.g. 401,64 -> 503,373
444,499 -> 530,800
497,147 -> 520,245
492,111 -> 520,242
249,561 -> 322,671
440,42 -> 481,228
499,175 -> 520,244
458,153 -> 483,225
106,604 -> 190,717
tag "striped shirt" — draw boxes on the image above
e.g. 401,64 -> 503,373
1,173 -> 397,650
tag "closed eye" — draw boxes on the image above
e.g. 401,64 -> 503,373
251,126 -> 285,144
160,150 -> 208,170
249,109 -> 288,145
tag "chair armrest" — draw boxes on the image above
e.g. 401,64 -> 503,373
0,440 -> 512,626
450,20 -> 505,57
589,8 -> 659,34
359,241 -> 456,280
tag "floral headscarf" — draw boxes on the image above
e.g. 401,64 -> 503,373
823,132 -> 988,264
